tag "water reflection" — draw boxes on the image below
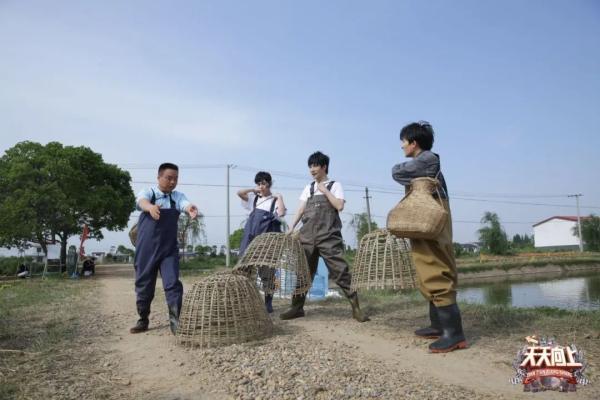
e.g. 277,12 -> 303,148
458,272 -> 600,310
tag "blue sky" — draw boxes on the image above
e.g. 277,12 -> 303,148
1,0 -> 599,252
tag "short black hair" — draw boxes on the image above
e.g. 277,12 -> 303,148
307,151 -> 329,173
254,171 -> 272,187
399,121 -> 435,151
158,163 -> 179,174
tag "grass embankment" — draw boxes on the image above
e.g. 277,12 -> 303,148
457,252 -> 600,274
0,278 -> 113,399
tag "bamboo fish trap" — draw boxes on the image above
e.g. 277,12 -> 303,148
351,229 -> 417,291
176,272 -> 273,348
234,232 -> 311,297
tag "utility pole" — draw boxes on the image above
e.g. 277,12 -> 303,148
226,164 -> 231,267
568,194 -> 584,252
364,187 -> 372,233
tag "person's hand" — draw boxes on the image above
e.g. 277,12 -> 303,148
317,182 -> 328,194
148,204 -> 161,220
188,205 -> 199,219
286,226 -> 295,235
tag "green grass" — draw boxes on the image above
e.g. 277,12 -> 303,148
0,278 -> 91,351
325,288 -> 600,336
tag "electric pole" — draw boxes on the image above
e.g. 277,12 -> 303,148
568,194 -> 584,252
225,164 -> 234,267
364,187 -> 372,233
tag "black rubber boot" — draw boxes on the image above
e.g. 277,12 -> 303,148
428,303 -> 468,353
168,304 -> 180,335
130,306 -> 149,334
279,294 -> 306,320
415,302 -> 443,339
346,291 -> 369,322
265,294 -> 274,314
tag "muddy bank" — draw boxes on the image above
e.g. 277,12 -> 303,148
458,263 -> 600,283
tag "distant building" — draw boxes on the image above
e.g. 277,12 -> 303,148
532,216 -> 587,249
460,242 -> 481,253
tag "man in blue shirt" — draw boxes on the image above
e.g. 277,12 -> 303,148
130,163 -> 198,335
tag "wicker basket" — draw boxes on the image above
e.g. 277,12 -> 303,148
233,232 -> 311,297
387,177 -> 448,239
128,223 -> 138,247
351,229 -> 417,291
176,272 -> 273,348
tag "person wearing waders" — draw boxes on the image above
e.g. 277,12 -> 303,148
237,171 -> 286,313
392,121 -> 467,353
280,151 -> 368,322
130,163 -> 199,335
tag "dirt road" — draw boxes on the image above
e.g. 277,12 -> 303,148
94,265 -> 596,399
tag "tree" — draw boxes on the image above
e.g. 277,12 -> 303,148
512,233 -> 534,249
116,245 -> 134,257
477,212 -> 510,255
573,215 -> 600,251
0,141 -> 135,267
178,213 -> 205,261
229,228 -> 244,251
348,213 -> 379,245
195,244 -> 213,257
453,242 -> 465,258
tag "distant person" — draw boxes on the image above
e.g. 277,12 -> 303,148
281,151 -> 368,322
391,121 -> 467,353
16,263 -> 30,278
237,171 -> 286,313
81,257 -> 95,277
130,163 -> 199,335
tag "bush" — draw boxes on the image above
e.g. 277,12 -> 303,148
179,255 -> 236,271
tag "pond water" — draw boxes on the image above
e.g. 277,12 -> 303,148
458,272 -> 600,310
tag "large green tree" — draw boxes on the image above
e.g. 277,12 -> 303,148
477,211 -> 510,255
0,141 -> 135,267
573,215 -> 600,251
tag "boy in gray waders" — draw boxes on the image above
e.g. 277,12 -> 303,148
237,171 -> 286,313
392,121 -> 467,353
281,151 -> 368,322
130,163 -> 199,335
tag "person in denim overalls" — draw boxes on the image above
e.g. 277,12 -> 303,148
281,151 -> 368,322
237,171 -> 286,313
130,163 -> 199,335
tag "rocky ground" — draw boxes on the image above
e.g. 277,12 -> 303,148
2,264 -> 598,399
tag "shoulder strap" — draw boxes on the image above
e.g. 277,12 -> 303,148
310,181 -> 335,198
253,194 -> 259,209
150,189 -> 156,205
269,197 -> 277,214
168,193 -> 176,209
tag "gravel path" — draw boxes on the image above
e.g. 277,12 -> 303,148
91,266 -> 594,400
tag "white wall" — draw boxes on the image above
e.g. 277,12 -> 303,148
534,219 -> 579,248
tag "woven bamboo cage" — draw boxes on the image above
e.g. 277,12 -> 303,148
233,232 -> 311,297
387,177 -> 448,239
176,272 -> 273,348
351,229 -> 417,291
